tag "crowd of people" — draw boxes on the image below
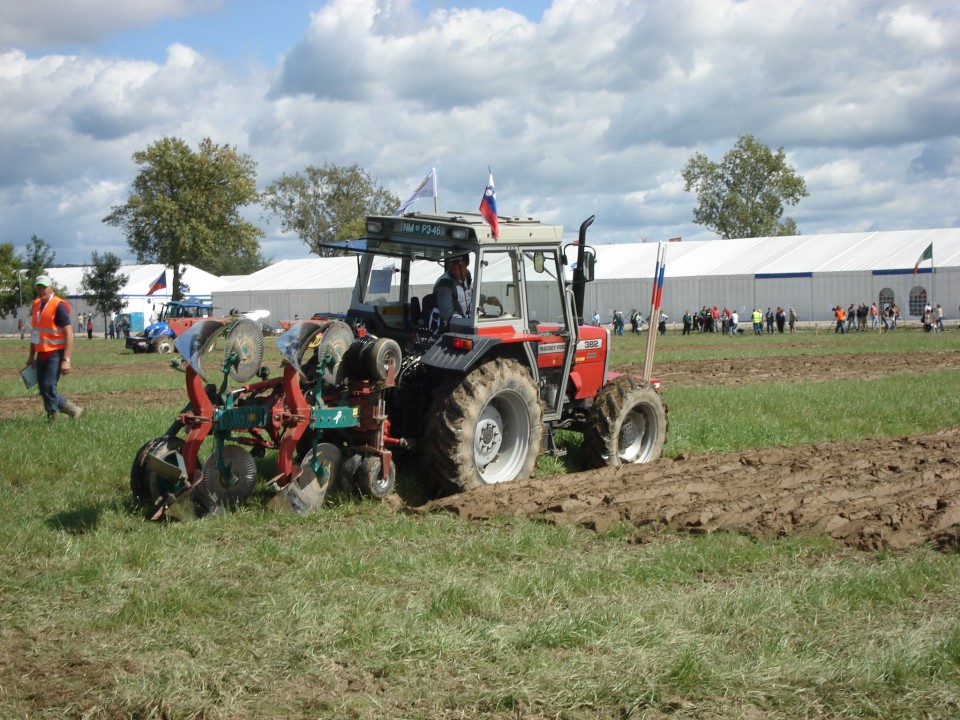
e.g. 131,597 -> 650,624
74,313 -> 132,340
674,305 -> 799,336
830,301 -> 943,333
604,301 -> 952,336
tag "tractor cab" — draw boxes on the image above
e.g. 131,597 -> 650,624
320,212 -> 608,422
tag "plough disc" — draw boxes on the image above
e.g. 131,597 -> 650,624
268,443 -> 343,514
200,445 -> 257,508
224,318 -> 265,383
300,321 -> 355,386
130,436 -> 186,504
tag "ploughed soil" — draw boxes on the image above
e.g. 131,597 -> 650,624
420,348 -> 960,552
423,428 -> 960,552
5,344 -> 960,551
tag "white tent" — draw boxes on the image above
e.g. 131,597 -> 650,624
2,264 -> 229,335
578,229 -> 960,325
209,228 -> 960,328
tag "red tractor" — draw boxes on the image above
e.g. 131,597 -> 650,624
131,212 -> 667,517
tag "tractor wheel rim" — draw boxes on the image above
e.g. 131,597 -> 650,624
474,392 -> 529,484
619,408 -> 651,462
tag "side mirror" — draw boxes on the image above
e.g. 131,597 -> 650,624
533,252 -> 545,274
581,249 -> 596,282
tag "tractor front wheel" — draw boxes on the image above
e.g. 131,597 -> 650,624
582,376 -> 667,467
423,358 -> 542,491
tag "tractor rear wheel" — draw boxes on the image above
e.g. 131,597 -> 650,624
582,376 -> 667,467
423,358 -> 542,491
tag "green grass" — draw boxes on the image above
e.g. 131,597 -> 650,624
662,369 -> 960,455
1,335 -> 959,719
608,321 -> 960,365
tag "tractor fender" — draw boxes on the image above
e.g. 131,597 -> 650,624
420,334 -> 507,374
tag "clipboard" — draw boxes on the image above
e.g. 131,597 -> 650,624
20,364 -> 37,389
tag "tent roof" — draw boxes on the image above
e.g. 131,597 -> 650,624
591,228 -> 960,279
42,263 -> 228,298
213,227 -> 960,292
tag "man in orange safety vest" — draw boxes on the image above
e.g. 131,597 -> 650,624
26,275 -> 83,422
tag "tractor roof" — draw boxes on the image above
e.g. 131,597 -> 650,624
317,212 -> 565,263
166,298 -> 213,308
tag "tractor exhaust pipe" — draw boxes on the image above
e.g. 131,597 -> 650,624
572,215 -> 595,327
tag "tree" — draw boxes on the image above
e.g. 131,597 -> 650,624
103,136 -> 263,299
0,235 -> 57,320
682,134 -> 808,239
203,248 -> 272,277
261,163 -> 399,257
0,243 -> 23,319
23,234 -> 57,280
80,252 -> 128,336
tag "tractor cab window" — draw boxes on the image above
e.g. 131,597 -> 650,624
522,250 -> 567,330
476,250 -> 519,320
361,259 -> 403,304
353,255 -> 412,334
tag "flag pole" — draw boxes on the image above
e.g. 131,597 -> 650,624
932,247 -> 936,320
643,243 -> 666,382
433,167 -> 439,213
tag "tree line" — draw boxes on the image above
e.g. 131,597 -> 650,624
1,133 -> 805,317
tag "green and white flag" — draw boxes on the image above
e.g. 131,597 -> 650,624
913,243 -> 933,273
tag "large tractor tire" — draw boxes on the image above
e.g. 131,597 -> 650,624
582,376 -> 667,467
422,358 -> 543,491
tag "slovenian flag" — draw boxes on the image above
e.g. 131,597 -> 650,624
913,243 -> 932,274
147,270 -> 167,295
479,171 -> 499,239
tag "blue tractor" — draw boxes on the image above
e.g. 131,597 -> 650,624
126,299 -> 217,353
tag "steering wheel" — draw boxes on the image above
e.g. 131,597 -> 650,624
479,300 -> 503,318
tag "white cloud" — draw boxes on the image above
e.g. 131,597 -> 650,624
883,5 -> 945,50
0,0 -> 957,264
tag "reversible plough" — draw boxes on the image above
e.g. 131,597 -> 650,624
130,318 -> 400,520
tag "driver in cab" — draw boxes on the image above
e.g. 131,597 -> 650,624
432,254 -> 500,328
434,255 -> 471,323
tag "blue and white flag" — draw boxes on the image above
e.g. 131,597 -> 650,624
394,168 -> 437,215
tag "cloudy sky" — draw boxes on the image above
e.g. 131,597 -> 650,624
1,0 -> 958,266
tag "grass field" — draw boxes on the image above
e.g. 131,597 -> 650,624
1,330 -> 959,719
